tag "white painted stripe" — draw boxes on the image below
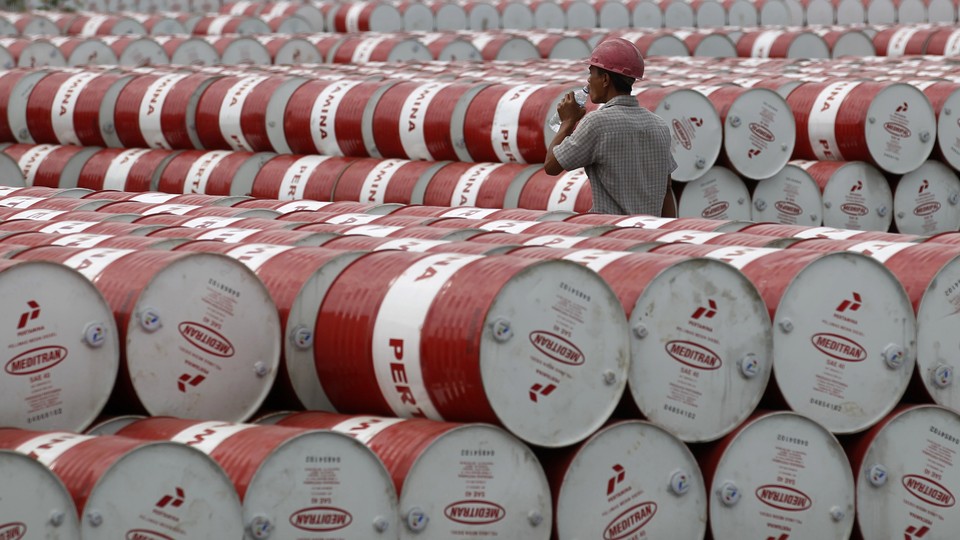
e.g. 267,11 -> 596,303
352,36 -> 387,63
345,2 -> 366,31
278,155 -> 332,200
184,150 -> 232,194
791,226 -> 861,239
439,207 -> 499,219
399,82 -> 450,160
653,230 -> 725,243
102,148 -> 151,192
219,75 -> 268,152
311,80 -> 362,156
373,238 -> 450,252
614,216 -> 675,228
17,145 -> 58,186
944,29 -> 960,55
846,240 -> 914,263
131,192 -> 179,204
142,204 -> 201,216
206,15 -> 234,35
196,227 -> 261,243
808,80 -> 861,161
80,15 -> 110,36
180,216 -> 245,229
16,433 -> 95,467
140,73 -> 190,150
39,220 -> 97,233
51,72 -> 99,146
276,200 -> 332,213
478,220 -> 539,233
225,243 -> 295,271
171,421 -> 256,454
323,213 -> 379,225
492,84 -> 545,163
359,159 -> 405,204
51,233 -> 114,248
7,209 -> 66,221
62,248 -> 136,280
450,163 -> 505,207
372,253 -> 483,419
522,235 -> 588,248
561,249 -> 631,272
330,416 -> 406,445
547,169 -> 589,211
341,225 -> 404,237
751,30 -> 783,57
703,246 -> 779,269
0,196 -> 43,209
887,27 -> 921,56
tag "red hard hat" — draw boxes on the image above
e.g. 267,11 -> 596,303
587,37 -> 644,80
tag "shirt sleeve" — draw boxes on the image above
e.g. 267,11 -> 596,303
553,113 -> 598,172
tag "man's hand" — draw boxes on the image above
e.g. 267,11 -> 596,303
545,91 -> 586,176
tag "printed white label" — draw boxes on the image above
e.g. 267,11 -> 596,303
51,72 -> 99,146
227,1 -> 254,14
808,80 -> 862,161
102,148 -> 152,191
400,82 -> 450,160
39,220 -> 97,233
206,15 -> 234,35
51,233 -> 114,248
142,204 -> 201,216
0,196 -> 43,209
360,159 -> 405,204
653,230 -> 725,243
703,246 -> 779,269
276,200 -> 332,213
225,243 -> 295,272
171,421 -> 256,454
184,150 -> 232,194
7,209 -> 66,221
478,220 -> 539,233
451,163 -> 505,207
945,30 -> 960,56
140,73 -> 190,149
373,238 -> 450,252
16,433 -> 95,467
331,416 -> 406,445
372,253 -> 483,419
322,213 -> 379,225
548,169 -> 588,211
888,27 -> 922,56
792,226 -> 861,239
278,155 -> 332,200
196,227 -> 261,242
846,240 -> 914,263
17,145 -> 58,186
614,215 -> 676,228
561,249 -> 631,272
751,30 -> 783,57
62,248 -> 136,280
492,84 -> 545,163
439,207 -> 499,219
352,36 -> 387,63
522,235 -> 588,248
130,192 -> 179,204
311,80 -> 363,156
80,15 -> 110,36
181,216 -> 245,229
220,75 -> 268,151
345,2 -> 367,31
342,225 -> 404,237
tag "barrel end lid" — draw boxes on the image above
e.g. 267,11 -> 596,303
864,83 -> 936,174
656,89 -> 723,182
502,165 -> 542,208
265,77 -> 309,155
722,89 -> 795,180
409,161 -> 451,204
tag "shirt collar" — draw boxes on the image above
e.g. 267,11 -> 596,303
600,94 -> 640,109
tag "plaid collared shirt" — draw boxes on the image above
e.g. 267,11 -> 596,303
553,94 -> 677,215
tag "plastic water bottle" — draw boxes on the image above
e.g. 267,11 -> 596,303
548,86 -> 589,133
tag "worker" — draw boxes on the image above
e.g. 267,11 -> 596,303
544,38 -> 677,217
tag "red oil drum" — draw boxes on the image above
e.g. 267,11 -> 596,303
846,405 -> 960,539
248,154 -> 357,201
3,143 -> 99,188
542,420 -> 707,539
420,162 -> 540,208
175,242 -> 363,410
787,80 -> 936,174
155,149 -> 277,196
273,412 -> 552,540
312,250 -> 629,447
25,69 -> 132,148
0,449 -> 81,538
10,246 -> 282,422
502,246 -> 772,442
698,411 -> 855,539
792,159 -> 894,232
0,259 -> 119,431
113,71 -> 216,150
76,147 -> 180,192
648,243 -> 916,434
0,429 -> 244,538
115,417 -> 399,539
516,168 -> 592,212
332,158 -> 446,205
